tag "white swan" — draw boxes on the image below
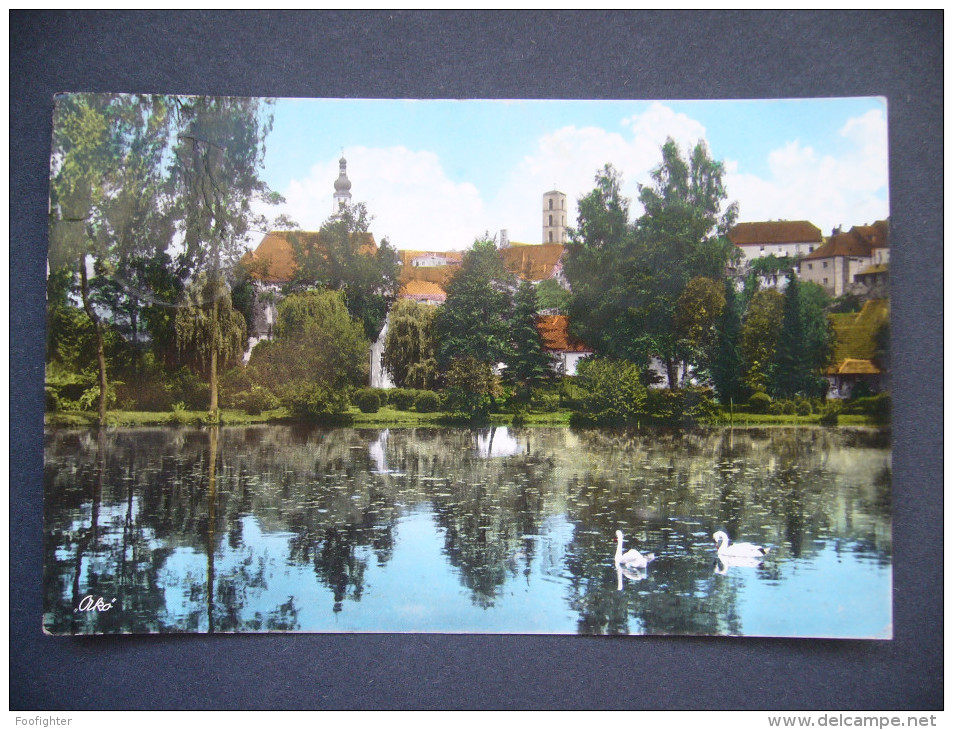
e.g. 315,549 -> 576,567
712,530 -> 769,559
614,530 -> 655,569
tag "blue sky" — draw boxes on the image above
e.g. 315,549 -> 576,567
258,97 -> 889,252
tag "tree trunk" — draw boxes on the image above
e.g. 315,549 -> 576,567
665,357 -> 679,390
208,293 -> 219,423
79,254 -> 108,427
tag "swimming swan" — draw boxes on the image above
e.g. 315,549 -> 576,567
712,530 -> 769,559
614,530 -> 655,569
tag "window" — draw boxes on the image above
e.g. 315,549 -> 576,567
549,214 -> 553,226
823,261 -> 828,269
549,231 -> 553,242
823,278 -> 828,285
808,263 -> 813,270
549,199 -> 553,210
809,246 -> 814,253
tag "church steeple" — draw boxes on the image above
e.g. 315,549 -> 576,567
333,155 -> 352,214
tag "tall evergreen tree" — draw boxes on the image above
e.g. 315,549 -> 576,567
710,280 -> 746,404
505,281 -> 554,396
770,275 -> 811,398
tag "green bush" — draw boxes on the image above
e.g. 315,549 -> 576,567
531,390 -> 561,413
354,388 -> 381,413
389,388 -> 419,411
282,382 -> 351,421
414,390 -> 441,413
818,400 -> 842,426
844,393 -> 890,423
233,385 -> 279,416
371,388 -> 390,407
748,391 -> 772,414
571,358 -> 646,426
795,399 -> 814,416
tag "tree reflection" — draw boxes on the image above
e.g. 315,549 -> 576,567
43,425 -> 891,635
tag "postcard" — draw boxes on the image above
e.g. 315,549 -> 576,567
43,95 -> 891,637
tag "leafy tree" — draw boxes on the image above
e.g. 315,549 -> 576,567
564,144 -> 738,389
288,202 -> 399,339
571,357 -> 647,426
534,278 -> 570,312
173,274 -> 247,386
48,93 -> 174,424
673,276 -> 726,382
443,356 -> 500,422
632,139 -> 739,386
740,288 -> 784,394
382,298 -> 438,389
435,236 -> 515,370
505,281 -> 554,396
247,290 -> 368,419
168,96 -> 281,421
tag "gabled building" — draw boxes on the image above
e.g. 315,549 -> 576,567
240,229 -> 379,355
535,315 -> 592,376
800,220 -> 889,297
728,220 -> 824,265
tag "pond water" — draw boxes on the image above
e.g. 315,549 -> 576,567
44,425 -> 891,637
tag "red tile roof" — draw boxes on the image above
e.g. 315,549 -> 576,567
728,221 -> 823,246
241,230 -> 377,282
536,315 -> 591,353
500,243 -> 565,281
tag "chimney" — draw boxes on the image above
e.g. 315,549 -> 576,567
500,229 -> 510,248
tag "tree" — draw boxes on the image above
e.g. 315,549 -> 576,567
48,93 -> 174,425
505,281 -> 554,396
247,290 -> 368,419
770,276 -> 833,398
168,96 -> 281,421
632,138 -> 739,387
740,288 -> 785,394
535,278 -> 570,312
572,357 -> 647,426
443,356 -> 500,422
564,144 -> 738,389
709,279 -> 746,404
435,236 -> 515,370
563,165 -> 641,361
382,299 -> 438,389
288,202 -> 399,340
673,276 -> 726,382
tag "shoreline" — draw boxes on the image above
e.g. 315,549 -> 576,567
44,407 -> 883,430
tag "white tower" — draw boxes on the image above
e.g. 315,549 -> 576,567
333,155 -> 352,214
543,190 -> 567,244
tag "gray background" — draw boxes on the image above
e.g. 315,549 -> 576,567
10,10 -> 942,710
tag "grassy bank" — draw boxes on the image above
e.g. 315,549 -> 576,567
46,406 -> 880,429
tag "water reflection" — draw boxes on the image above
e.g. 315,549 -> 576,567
44,426 -> 891,637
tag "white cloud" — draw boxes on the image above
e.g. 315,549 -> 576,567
260,104 -> 889,255
270,146 -> 487,252
490,103 -> 710,245
724,108 -> 889,232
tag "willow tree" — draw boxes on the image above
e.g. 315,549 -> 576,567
382,298 -> 438,389
48,93 -> 173,425
169,96 -> 281,421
